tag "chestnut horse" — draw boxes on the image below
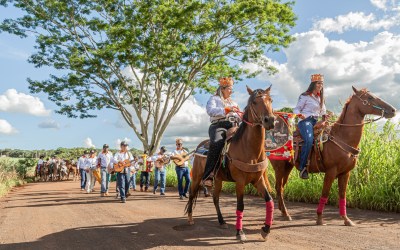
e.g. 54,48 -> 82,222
270,86 -> 396,226
185,86 -> 275,241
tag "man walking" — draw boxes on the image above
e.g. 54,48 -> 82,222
98,144 -> 113,197
77,151 -> 88,190
151,146 -> 168,196
113,141 -> 134,203
171,138 -> 191,200
85,150 -> 97,193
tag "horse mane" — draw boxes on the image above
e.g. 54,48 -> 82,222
232,89 -> 265,143
332,88 -> 368,132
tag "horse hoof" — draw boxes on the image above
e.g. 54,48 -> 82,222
316,219 -> 326,226
219,223 -> 228,229
344,220 -> 355,226
188,220 -> 194,225
283,215 -> 292,221
261,225 -> 270,241
236,234 -> 246,242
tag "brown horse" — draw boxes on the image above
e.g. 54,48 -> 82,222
185,86 -> 275,241
40,164 -> 49,182
270,86 -> 396,226
66,160 -> 78,181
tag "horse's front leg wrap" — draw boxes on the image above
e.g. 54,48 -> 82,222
316,197 -> 328,214
265,200 -> 274,226
236,210 -> 244,230
339,198 -> 346,216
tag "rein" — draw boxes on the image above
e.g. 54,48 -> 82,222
329,92 -> 385,127
237,91 -> 270,127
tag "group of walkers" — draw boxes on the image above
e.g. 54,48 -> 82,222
76,139 -> 205,203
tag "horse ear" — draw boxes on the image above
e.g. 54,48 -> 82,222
246,85 -> 253,95
352,86 -> 359,93
266,84 -> 272,92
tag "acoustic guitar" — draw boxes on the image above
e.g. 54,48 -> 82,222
114,159 -> 134,173
170,150 -> 194,166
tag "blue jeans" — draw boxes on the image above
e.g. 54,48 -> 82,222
298,116 -> 317,171
154,168 -> 166,194
176,166 -> 191,196
100,168 -> 110,193
79,169 -> 86,189
140,172 -> 150,189
117,173 -> 129,199
130,172 -> 137,190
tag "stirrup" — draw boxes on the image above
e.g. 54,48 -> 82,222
299,168 -> 309,179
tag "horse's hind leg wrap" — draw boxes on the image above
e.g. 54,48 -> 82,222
317,197 -> 328,214
265,201 -> 274,226
236,210 -> 244,230
339,198 -> 346,216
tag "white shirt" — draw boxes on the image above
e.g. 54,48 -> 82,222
38,159 -> 44,165
293,94 -> 326,119
77,156 -> 86,170
97,151 -> 113,168
206,95 -> 240,123
113,151 -> 134,173
85,157 -> 97,170
172,149 -> 189,167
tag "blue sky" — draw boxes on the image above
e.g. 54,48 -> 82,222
0,0 -> 399,151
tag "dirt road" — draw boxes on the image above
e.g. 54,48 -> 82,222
0,181 -> 399,249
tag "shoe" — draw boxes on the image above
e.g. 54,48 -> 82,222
86,190 -> 90,194
121,198 -> 126,203
203,179 -> 213,187
204,193 -> 210,197
145,187 -> 148,192
140,187 -> 143,192
179,195 -> 184,200
160,193 -> 165,195
183,194 -> 188,198
300,168 -> 309,179
81,188 -> 84,191
105,192 -> 109,196
101,193 -> 105,197
153,189 -> 156,194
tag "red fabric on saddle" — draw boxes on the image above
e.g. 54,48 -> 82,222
265,112 -> 295,160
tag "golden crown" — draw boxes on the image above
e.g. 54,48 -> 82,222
311,74 -> 324,82
219,77 -> 234,87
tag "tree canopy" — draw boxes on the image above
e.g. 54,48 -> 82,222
0,0 -> 296,154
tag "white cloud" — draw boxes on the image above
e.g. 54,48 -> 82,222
370,0 -> 399,10
313,11 -> 399,33
0,119 -> 18,134
245,30 -> 400,112
0,89 -> 51,116
162,96 -> 209,150
84,137 -> 96,148
38,120 -> 60,129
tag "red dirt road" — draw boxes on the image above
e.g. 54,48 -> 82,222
0,181 -> 399,249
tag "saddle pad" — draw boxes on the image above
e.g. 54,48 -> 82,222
265,112 -> 295,160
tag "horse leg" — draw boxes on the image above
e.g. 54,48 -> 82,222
254,176 -> 274,241
338,172 -> 354,226
186,176 -> 201,225
273,161 -> 293,221
212,178 -> 227,228
316,171 -> 336,225
235,182 -> 246,242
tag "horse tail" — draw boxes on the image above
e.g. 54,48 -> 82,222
184,154 -> 203,215
184,185 -> 200,215
263,169 -> 273,193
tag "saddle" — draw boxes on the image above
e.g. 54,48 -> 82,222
292,122 -> 331,171
194,127 -> 239,157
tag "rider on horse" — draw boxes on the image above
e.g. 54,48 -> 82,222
293,74 -> 328,179
201,77 -> 241,186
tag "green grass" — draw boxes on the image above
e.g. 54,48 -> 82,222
0,158 -> 26,197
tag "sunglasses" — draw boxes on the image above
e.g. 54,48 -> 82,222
176,143 -> 182,146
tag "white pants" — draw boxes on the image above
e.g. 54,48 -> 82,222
85,169 -> 96,192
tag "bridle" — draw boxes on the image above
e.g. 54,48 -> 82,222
330,91 -> 386,127
240,90 -> 273,127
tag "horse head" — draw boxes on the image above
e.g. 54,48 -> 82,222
352,86 -> 396,119
246,85 -> 275,130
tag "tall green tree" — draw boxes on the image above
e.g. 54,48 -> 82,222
0,0 -> 296,154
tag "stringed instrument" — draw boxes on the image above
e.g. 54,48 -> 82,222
155,155 -> 171,169
170,150 -> 194,166
114,159 -> 134,173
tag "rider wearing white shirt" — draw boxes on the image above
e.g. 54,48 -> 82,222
97,144 -> 113,197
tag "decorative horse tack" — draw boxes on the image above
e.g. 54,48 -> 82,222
185,85 -> 275,242
269,86 -> 396,226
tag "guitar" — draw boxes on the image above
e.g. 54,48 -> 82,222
170,150 -> 194,166
114,159 -> 135,173
154,155 -> 171,169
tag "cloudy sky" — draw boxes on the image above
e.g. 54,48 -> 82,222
0,0 -> 399,151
